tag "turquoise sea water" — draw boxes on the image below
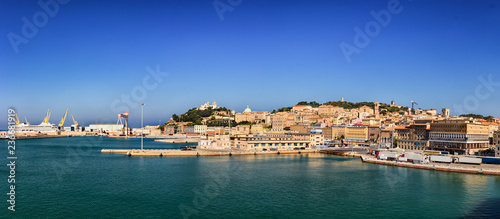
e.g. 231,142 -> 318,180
1,137 -> 500,218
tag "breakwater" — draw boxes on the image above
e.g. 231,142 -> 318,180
101,149 -> 317,156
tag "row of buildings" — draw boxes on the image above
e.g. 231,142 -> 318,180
167,101 -> 499,155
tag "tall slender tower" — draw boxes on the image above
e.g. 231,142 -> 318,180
374,101 -> 380,119
442,108 -> 450,119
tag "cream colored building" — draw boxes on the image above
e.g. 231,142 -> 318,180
345,125 -> 368,143
250,124 -> 265,134
429,119 -> 490,154
309,129 -> 325,147
362,118 -> 380,126
234,107 -> 269,123
318,105 -> 334,115
232,125 -> 250,135
323,126 -> 346,140
358,105 -> 374,115
198,101 -> 218,110
194,125 -> 207,134
232,134 -> 311,151
199,135 -> 231,149
271,112 -> 295,129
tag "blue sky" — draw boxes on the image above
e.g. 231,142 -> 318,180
1,0 -> 500,129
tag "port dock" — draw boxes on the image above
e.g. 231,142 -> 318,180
360,155 -> 500,176
101,149 -> 317,157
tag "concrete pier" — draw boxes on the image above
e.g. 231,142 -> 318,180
154,138 -> 199,143
101,149 -> 317,157
360,155 -> 500,176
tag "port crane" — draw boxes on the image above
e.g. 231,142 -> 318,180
42,110 -> 51,124
14,112 -> 20,125
25,117 -> 30,125
58,109 -> 68,127
72,115 -> 79,127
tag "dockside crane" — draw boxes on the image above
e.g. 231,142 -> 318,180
14,112 -> 20,125
58,109 -> 68,128
72,115 -> 79,127
42,110 -> 51,124
25,117 -> 30,125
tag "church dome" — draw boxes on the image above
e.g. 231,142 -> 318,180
243,106 -> 252,113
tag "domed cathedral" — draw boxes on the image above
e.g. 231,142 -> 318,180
243,106 -> 252,113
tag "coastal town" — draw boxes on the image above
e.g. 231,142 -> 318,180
4,99 -> 500,160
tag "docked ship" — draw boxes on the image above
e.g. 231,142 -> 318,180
13,110 -> 58,133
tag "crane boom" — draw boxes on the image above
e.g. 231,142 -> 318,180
59,109 -> 68,127
72,115 -> 79,127
25,117 -> 29,125
14,112 -> 20,125
42,109 -> 51,124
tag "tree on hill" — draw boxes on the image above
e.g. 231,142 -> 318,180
278,107 -> 292,112
296,101 -> 320,107
237,121 -> 253,125
460,114 -> 493,120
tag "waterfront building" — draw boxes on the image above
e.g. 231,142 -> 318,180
164,125 -> 180,134
368,125 -> 380,143
199,135 -> 231,149
206,127 -> 226,135
429,119 -> 490,154
396,124 -> 429,150
231,133 -> 311,151
323,125 -> 346,140
380,127 -> 393,148
132,125 -> 161,136
309,129 -> 325,147
345,125 -> 368,144
496,144 -> 500,157
184,126 -> 195,133
482,122 -> 499,143
194,125 -> 207,135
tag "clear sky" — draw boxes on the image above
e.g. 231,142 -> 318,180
1,0 -> 499,129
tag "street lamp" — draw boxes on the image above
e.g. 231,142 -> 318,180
141,103 -> 145,152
